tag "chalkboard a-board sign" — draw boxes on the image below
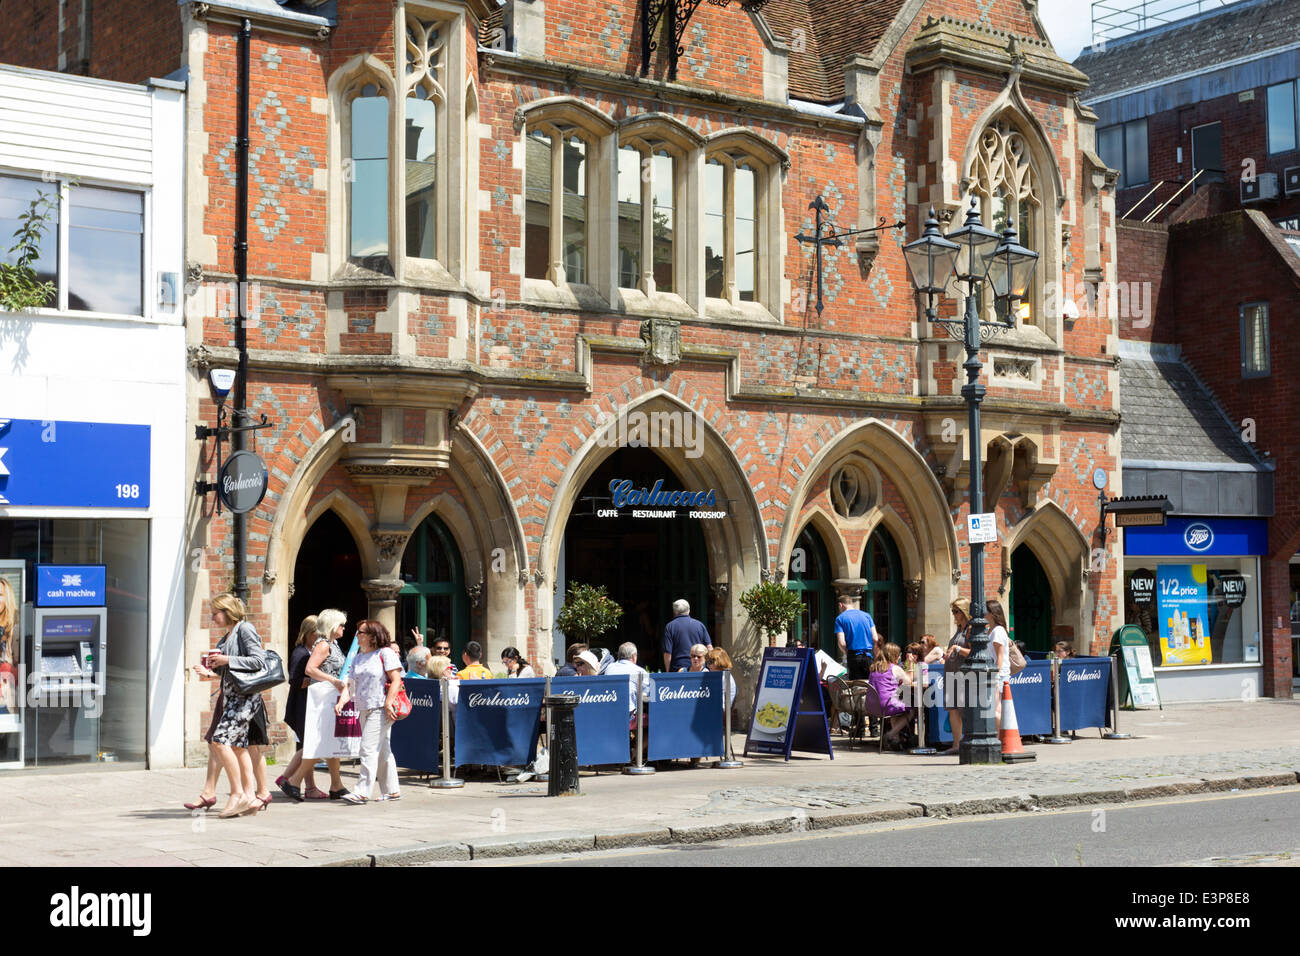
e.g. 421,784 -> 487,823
1113,625 -> 1162,710
743,646 -> 833,760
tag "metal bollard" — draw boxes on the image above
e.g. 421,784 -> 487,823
535,675 -> 552,783
545,694 -> 580,796
1046,657 -> 1070,745
623,670 -> 655,775
909,662 -> 936,755
1103,654 -> 1132,740
432,678 -> 464,788
716,671 -> 743,768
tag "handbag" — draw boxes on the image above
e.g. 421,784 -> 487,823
387,659 -> 412,721
224,623 -> 286,696
1008,641 -> 1027,676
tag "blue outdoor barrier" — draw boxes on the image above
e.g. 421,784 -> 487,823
390,676 -> 441,771
551,676 -> 632,766
1057,657 -> 1111,731
924,663 -> 1052,745
924,671 -> 952,747
453,678 -> 545,766
1009,660 -> 1053,736
647,671 -> 725,761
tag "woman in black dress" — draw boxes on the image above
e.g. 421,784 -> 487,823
276,615 -> 319,797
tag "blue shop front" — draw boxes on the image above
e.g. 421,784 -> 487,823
1122,517 -> 1266,702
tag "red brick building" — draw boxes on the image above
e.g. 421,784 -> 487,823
0,0 -> 1125,758
1079,0 -> 1298,700
1075,0 -> 1300,226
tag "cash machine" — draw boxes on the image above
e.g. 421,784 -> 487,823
32,566 -> 108,760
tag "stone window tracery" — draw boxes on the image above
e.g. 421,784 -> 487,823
966,119 -> 1041,327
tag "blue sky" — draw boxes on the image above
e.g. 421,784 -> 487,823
1038,0 -> 1096,61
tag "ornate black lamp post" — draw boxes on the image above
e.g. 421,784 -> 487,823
903,201 -> 1038,764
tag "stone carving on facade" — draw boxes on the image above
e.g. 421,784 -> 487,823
532,568 -> 546,587
904,579 -> 922,602
833,578 -> 867,602
710,582 -> 729,603
466,581 -> 483,607
263,569 -> 278,586
761,567 -> 785,584
830,462 -> 874,518
371,530 -> 410,567
952,568 -> 963,584
344,463 -> 444,481
639,318 -> 682,367
513,107 -> 526,133
518,568 -> 531,586
360,578 -> 404,603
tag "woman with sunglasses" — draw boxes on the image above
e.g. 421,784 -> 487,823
337,620 -> 402,804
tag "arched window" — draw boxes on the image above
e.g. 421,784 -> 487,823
617,143 -> 677,295
399,513 -> 469,661
703,151 -> 760,303
403,14 -> 444,262
702,131 -> 786,315
966,119 -> 1041,327
787,525 -> 835,651
525,122 -> 593,286
345,78 -> 391,267
861,528 -> 905,646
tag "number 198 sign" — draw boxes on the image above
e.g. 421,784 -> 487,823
0,418 -> 150,508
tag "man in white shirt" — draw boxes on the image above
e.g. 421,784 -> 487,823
604,641 -> 648,716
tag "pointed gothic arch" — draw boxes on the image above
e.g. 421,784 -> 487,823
778,419 -> 958,642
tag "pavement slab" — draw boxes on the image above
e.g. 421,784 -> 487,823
0,699 -> 1296,865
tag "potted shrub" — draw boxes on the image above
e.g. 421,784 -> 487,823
739,581 -> 804,647
554,582 -> 624,650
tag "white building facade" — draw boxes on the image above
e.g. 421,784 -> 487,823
0,64 -> 187,770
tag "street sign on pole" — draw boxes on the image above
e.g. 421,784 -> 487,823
967,512 -> 998,544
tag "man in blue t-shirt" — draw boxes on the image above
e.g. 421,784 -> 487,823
662,598 -> 712,671
834,595 -> 879,681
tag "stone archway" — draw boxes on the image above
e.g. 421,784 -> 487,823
1002,500 -> 1090,645
778,419 -> 960,642
538,389 -> 766,678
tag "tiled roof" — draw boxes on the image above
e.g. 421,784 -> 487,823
1119,352 -> 1261,466
763,0 -> 910,103
1073,0 -> 1300,101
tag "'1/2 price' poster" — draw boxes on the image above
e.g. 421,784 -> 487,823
1156,564 -> 1211,665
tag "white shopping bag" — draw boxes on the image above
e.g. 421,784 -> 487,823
302,681 -> 362,760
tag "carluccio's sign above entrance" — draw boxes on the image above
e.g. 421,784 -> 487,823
597,479 -> 726,519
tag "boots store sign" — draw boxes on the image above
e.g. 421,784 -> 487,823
217,450 -> 268,514
0,417 -> 150,507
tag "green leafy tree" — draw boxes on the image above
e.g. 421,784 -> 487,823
739,581 -> 804,647
555,582 -> 624,647
0,191 -> 57,312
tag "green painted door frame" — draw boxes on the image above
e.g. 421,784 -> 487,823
787,525 -> 835,651
1010,545 -> 1053,653
862,528 -> 906,647
398,513 -> 470,661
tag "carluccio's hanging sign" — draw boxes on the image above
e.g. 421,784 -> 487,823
597,479 -> 726,519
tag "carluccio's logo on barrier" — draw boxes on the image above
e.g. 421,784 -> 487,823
597,479 -> 726,519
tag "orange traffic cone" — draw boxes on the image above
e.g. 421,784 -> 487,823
1000,679 -> 1036,763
